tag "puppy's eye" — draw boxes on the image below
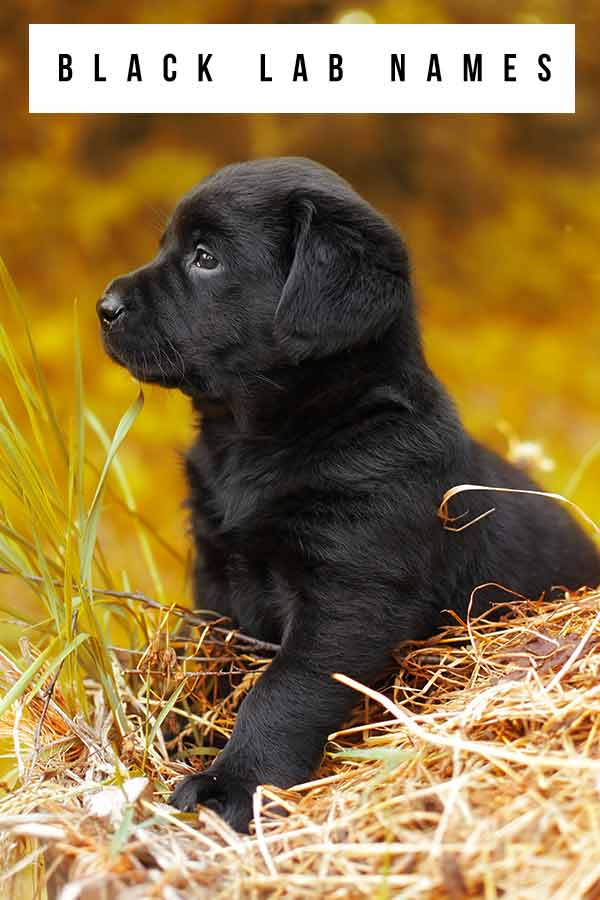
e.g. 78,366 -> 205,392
194,247 -> 219,270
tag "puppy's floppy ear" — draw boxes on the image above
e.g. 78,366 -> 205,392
274,196 -> 409,361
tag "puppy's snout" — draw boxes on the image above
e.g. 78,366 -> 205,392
97,291 -> 126,330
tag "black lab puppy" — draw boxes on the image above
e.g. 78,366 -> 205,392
98,157 -> 599,832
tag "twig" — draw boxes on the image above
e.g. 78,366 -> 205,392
0,565 -> 280,653
29,663 -> 63,776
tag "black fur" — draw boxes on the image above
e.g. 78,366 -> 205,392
99,157 -> 599,832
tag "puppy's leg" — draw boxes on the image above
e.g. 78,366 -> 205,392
169,597 -> 422,831
191,532 -> 230,615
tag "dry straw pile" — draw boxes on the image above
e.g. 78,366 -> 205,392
3,588 -> 600,899
1,265 -> 599,898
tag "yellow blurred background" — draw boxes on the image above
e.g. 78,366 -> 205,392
1,1 -> 599,605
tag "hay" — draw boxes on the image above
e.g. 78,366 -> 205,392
2,586 -> 600,899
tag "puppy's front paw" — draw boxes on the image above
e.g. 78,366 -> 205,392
169,768 -> 254,833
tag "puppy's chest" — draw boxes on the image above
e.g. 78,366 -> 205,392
188,441 -> 289,544
212,470 -> 273,539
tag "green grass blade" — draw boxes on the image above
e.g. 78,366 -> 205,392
331,748 -> 416,762
147,678 -> 188,749
0,641 -> 56,719
72,300 -> 87,544
80,391 -> 144,584
26,632 -> 90,701
0,257 -> 68,463
86,408 -> 164,599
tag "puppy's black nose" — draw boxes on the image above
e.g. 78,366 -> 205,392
97,292 -> 125,328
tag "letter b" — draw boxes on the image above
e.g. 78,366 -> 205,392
329,54 -> 343,82
58,53 -> 72,82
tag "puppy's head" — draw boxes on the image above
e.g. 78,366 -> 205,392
98,157 -> 412,399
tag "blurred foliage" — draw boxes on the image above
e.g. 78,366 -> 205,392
0,0 -> 599,609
